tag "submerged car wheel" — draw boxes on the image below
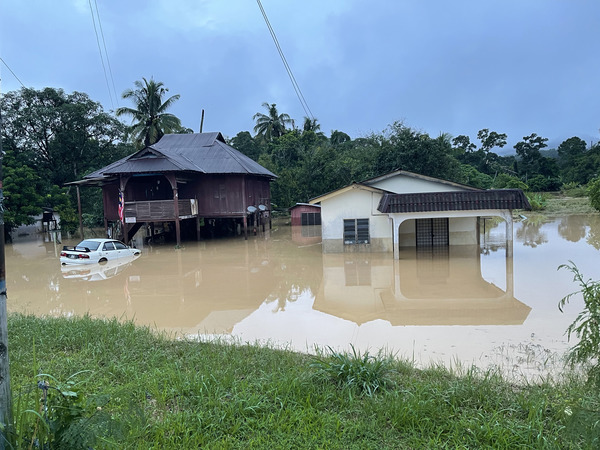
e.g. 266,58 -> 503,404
99,258 -> 108,264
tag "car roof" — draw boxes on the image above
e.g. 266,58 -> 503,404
79,238 -> 120,243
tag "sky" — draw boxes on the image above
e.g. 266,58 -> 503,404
1,0 -> 599,152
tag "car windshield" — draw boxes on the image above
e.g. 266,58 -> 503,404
75,240 -> 101,251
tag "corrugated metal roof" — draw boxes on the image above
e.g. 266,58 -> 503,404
83,132 -> 276,180
378,189 -> 531,213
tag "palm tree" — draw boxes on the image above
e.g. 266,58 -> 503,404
253,102 -> 293,141
302,116 -> 320,133
116,77 -> 182,148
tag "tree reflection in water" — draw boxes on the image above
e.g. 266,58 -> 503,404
516,216 -> 548,248
558,215 -> 587,243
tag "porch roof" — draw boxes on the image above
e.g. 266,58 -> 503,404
377,189 -> 531,213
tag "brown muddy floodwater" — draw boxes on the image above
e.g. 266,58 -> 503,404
7,215 -> 600,381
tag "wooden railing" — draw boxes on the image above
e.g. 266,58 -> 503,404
124,199 -> 197,223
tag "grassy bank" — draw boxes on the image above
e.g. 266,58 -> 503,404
541,194 -> 597,216
4,315 -> 599,448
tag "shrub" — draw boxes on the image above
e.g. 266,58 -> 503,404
561,182 -> 588,198
526,193 -> 548,211
558,262 -> 600,386
588,177 -> 600,212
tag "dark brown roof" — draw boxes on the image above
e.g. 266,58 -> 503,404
378,189 -> 531,213
84,132 -> 276,181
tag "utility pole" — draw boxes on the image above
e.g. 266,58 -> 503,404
0,79 -> 12,449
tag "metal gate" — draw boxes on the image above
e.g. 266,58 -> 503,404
415,218 -> 449,247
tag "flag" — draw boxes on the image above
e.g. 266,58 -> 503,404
118,191 -> 124,223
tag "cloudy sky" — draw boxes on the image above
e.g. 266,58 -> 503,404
1,0 -> 599,151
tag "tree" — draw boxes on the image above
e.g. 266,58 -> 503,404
375,122 -> 460,181
477,128 -> 507,154
557,136 -> 587,168
2,148 -> 44,237
452,135 -> 476,154
1,87 -> 128,186
302,117 -> 320,132
253,102 -> 293,141
116,77 -> 182,148
330,130 -> 351,146
229,131 -> 263,161
514,133 -> 548,179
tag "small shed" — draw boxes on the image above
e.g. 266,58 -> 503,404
289,203 -> 321,227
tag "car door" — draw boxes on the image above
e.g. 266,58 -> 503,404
102,241 -> 117,260
113,241 -> 128,259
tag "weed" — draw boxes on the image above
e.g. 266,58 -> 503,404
558,261 -> 600,386
310,345 -> 394,397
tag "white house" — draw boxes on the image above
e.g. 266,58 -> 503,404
309,170 -> 530,259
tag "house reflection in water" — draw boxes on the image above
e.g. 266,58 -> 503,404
313,247 -> 531,326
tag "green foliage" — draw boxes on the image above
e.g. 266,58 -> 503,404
310,345 -> 394,397
45,186 -> 78,235
527,174 -> 561,192
526,193 -> 548,211
514,133 -> 548,176
1,87 -> 127,187
7,369 -> 113,450
558,262 -> 600,386
253,102 -> 293,141
457,165 -> 493,189
492,173 -> 528,190
116,77 -> 183,148
2,149 -> 44,232
587,177 -> 600,212
561,182 -> 588,198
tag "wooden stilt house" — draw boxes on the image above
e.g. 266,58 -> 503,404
73,132 -> 276,245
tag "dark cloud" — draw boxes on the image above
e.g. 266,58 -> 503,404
1,0 -> 598,149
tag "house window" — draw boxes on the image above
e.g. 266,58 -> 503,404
343,218 -> 369,244
301,212 -> 321,226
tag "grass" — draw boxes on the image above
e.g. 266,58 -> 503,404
3,314 -> 600,448
536,194 -> 597,216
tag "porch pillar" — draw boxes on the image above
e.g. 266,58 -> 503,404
241,177 -> 248,240
173,188 -> 181,247
503,211 -> 514,258
165,174 -> 181,246
392,216 -> 400,260
76,185 -> 84,239
119,176 -> 130,244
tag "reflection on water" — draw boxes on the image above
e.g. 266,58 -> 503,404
7,215 -> 600,380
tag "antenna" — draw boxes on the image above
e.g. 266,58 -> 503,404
200,109 -> 205,133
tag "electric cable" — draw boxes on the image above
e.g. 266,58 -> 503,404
88,0 -> 115,109
256,0 -> 314,121
0,57 -> 26,88
93,0 -> 119,106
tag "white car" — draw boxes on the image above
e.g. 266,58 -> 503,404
60,239 -> 141,265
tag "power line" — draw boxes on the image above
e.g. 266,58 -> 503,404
93,0 -> 119,105
0,57 -> 26,88
88,0 -> 115,109
256,0 -> 314,121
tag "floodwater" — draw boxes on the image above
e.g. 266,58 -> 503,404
7,215 -> 600,381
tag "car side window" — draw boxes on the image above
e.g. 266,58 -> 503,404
103,242 -> 116,251
114,242 -> 127,250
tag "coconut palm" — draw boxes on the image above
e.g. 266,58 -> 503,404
116,77 -> 182,148
302,116 -> 320,133
253,102 -> 293,141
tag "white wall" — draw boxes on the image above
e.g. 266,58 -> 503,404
370,175 -> 471,194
